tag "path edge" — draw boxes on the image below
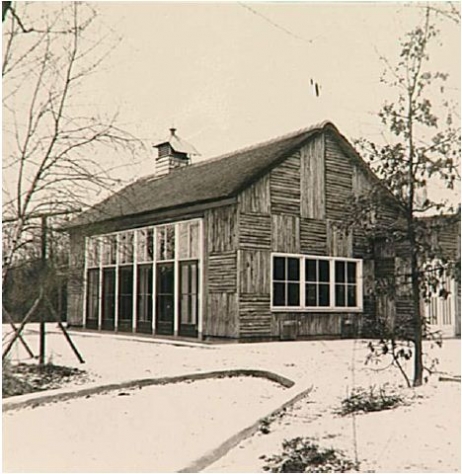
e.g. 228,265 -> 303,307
178,384 -> 314,473
2,368 -> 294,412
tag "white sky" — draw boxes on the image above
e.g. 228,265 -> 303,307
3,1 -> 461,206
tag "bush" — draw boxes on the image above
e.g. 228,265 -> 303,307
262,437 -> 358,473
339,385 -> 403,416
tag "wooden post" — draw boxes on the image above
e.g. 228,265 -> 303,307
2,294 -> 42,360
46,298 -> 85,364
39,216 -> 47,366
2,306 -> 35,358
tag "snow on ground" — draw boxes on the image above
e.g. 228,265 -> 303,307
2,325 -> 461,472
205,380 -> 460,473
3,377 -> 285,472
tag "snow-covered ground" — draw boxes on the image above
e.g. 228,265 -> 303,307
3,377 -> 285,472
2,325 -> 461,472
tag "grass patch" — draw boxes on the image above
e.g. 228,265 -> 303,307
338,385 -> 404,416
2,361 -> 88,398
261,437 -> 358,472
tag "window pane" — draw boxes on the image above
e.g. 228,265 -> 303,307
305,259 -> 317,282
178,223 -> 189,260
335,261 -> 345,283
119,232 -> 134,265
288,258 -> 300,281
273,282 -> 285,306
347,285 -> 357,307
319,260 -> 330,282
118,266 -> 134,322
189,221 -> 200,259
156,227 -> 165,260
86,269 -> 100,322
137,229 -> 154,262
156,226 -> 175,261
306,284 -> 317,306
335,284 -> 346,307
287,283 -> 300,306
273,257 -> 285,280
165,225 -> 175,260
102,235 -> 117,265
347,262 -> 357,283
319,284 -> 330,306
87,238 -> 100,267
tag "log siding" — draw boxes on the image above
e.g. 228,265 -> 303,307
270,152 -> 301,215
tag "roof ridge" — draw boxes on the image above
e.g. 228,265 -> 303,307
144,120 -> 334,183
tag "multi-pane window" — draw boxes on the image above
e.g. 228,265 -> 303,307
305,258 -> 330,307
84,219 -> 201,335
272,256 -> 300,307
272,254 -> 362,311
335,261 -> 357,308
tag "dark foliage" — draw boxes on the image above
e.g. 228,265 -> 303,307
338,386 -> 404,416
262,437 -> 358,473
2,361 -> 88,398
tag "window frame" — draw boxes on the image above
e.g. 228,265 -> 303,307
271,252 -> 363,312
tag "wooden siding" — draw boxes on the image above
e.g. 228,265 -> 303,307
300,136 -> 325,219
239,213 -> 271,250
352,165 -> 373,196
272,214 -> 300,253
327,221 -> 353,257
205,205 -> 237,255
208,252 -> 237,293
205,292 -> 239,338
300,218 -> 327,255
67,233 -> 85,326
270,152 -> 301,215
239,294 -> 272,338
239,175 -> 270,215
271,313 -> 344,337
239,250 -> 271,294
325,133 -> 353,220
353,229 -> 372,259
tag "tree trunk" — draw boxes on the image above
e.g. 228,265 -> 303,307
408,217 -> 423,387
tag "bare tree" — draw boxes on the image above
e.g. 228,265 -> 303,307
2,2 -> 139,283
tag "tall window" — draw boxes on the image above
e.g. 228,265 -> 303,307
85,219 -> 202,335
86,269 -> 99,329
272,254 -> 362,311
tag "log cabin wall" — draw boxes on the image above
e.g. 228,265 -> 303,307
203,204 -> 239,338
235,131 -> 386,340
67,232 -> 85,326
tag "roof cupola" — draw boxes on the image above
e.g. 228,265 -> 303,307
153,128 -> 199,176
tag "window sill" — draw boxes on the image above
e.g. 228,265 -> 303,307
271,307 -> 363,313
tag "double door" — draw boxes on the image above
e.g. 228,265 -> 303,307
156,261 -> 198,337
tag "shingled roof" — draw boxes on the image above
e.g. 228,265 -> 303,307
67,121 -> 381,229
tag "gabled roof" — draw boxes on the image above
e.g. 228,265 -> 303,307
66,121 -> 391,230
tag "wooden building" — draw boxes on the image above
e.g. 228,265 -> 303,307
65,121 -> 411,341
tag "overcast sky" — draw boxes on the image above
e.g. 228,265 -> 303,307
3,1 -> 461,206
92,2 -> 459,153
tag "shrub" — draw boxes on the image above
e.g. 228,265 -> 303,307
339,385 -> 403,416
262,437 -> 358,473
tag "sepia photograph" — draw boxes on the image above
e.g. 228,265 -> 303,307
2,1 -> 461,472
